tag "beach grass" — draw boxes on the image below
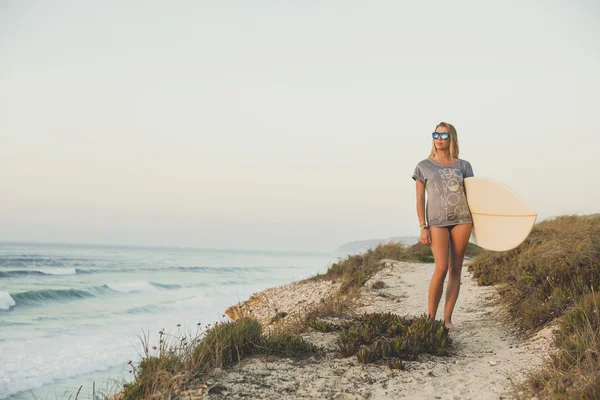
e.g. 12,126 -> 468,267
307,242 -> 410,289
119,317 -> 322,400
468,214 -> 600,398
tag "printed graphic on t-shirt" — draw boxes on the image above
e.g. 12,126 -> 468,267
433,167 -> 470,223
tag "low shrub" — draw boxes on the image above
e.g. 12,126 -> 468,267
337,312 -> 450,366
260,334 -> 322,357
308,319 -> 339,333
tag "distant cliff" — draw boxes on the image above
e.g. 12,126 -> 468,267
335,236 -> 419,253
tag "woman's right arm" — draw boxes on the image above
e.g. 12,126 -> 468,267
416,180 -> 431,246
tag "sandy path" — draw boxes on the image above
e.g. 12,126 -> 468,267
203,261 -> 554,400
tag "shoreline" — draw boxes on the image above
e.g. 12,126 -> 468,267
209,260 -> 554,399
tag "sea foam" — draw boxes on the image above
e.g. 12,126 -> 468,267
0,267 -> 77,277
0,291 -> 16,310
107,282 -> 157,293
36,267 -> 77,275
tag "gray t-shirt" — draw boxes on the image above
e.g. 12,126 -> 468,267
412,158 -> 474,227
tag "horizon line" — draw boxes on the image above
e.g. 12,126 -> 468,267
0,240 -> 339,256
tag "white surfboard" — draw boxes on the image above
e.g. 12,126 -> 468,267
464,177 -> 536,252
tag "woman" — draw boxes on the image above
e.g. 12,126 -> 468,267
412,122 -> 474,330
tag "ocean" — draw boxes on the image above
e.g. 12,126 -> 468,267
0,242 -> 340,400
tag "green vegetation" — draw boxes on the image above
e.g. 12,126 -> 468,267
260,334 -> 321,357
308,318 -> 338,333
468,215 -> 600,398
308,312 -> 450,370
191,317 -> 262,373
337,313 -> 450,366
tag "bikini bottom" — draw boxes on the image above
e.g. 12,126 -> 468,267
444,224 -> 459,233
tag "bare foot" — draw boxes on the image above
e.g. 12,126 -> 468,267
445,321 -> 455,331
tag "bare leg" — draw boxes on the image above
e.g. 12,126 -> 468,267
443,223 -> 473,329
428,227 -> 450,320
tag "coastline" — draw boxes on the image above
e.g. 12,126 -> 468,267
209,260 -> 554,399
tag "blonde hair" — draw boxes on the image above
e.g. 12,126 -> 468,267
429,122 -> 459,159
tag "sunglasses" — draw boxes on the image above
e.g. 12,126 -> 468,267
432,132 -> 449,140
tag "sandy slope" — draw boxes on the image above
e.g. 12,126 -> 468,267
202,260 -> 555,400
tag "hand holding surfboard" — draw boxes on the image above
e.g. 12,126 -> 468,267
464,177 -> 536,252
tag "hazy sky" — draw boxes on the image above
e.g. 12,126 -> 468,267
1,1 -> 598,252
